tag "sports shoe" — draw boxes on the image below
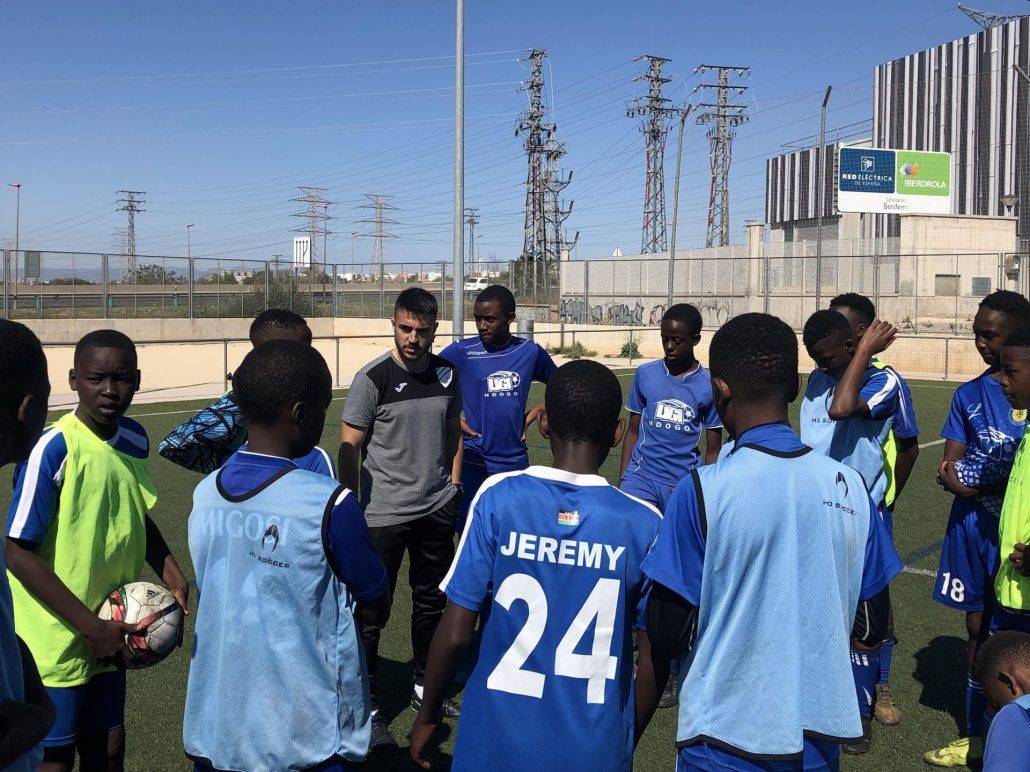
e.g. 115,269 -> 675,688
658,675 -> 678,709
922,736 -> 984,767
874,683 -> 902,725
842,716 -> 872,755
410,691 -> 461,719
369,714 -> 399,753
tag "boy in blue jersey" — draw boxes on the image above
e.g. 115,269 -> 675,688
925,290 -> 1030,769
829,292 -> 920,728
159,308 -> 337,476
619,303 -> 722,513
184,340 -> 389,772
0,320 -> 55,771
409,360 -> 664,771
6,330 -> 189,772
800,310 -> 901,754
440,285 -> 557,532
974,631 -> 1030,772
644,313 -> 902,771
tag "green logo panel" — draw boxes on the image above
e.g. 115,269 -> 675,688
895,151 -> 951,196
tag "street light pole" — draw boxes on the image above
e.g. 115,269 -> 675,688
186,224 -> 194,259
8,183 -> 21,294
452,0 -> 465,342
815,85 -> 832,309
667,105 -> 693,308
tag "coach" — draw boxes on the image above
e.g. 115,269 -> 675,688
338,287 -> 462,752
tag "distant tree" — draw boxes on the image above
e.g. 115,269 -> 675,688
198,271 -> 239,285
131,264 -> 186,285
48,277 -> 95,285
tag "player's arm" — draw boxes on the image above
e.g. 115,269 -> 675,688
0,636 -> 55,766
144,515 -> 189,615
633,628 -> 667,745
938,438 -> 982,498
619,413 -> 642,481
523,401 -> 546,440
410,602 -> 478,768
157,392 -> 248,473
703,428 -> 722,465
5,539 -> 140,662
893,436 -> 920,498
337,423 -> 367,495
446,415 -> 462,486
828,321 -> 897,420
325,491 -> 391,627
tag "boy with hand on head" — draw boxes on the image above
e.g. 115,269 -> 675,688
440,284 -> 556,533
184,340 -> 389,772
829,292 -> 920,729
0,320 -> 55,771
159,308 -> 337,476
5,329 -> 189,772
619,303 -> 722,513
973,631 -> 1030,772
409,360 -> 664,772
800,309 -> 901,754
644,313 -> 901,771
925,292 -> 1030,769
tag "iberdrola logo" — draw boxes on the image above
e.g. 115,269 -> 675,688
896,151 -> 950,196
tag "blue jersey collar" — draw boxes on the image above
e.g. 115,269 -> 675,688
230,450 -> 299,470
730,422 -> 804,454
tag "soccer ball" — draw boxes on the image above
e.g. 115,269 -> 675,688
98,581 -> 184,669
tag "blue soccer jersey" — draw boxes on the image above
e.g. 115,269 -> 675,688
801,365 -> 900,505
441,466 -> 662,772
983,694 -> 1030,772
623,360 -> 721,486
942,372 -> 1027,517
439,336 -> 557,472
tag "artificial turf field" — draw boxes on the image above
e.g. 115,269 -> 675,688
3,366 -> 989,771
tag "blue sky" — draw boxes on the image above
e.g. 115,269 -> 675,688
2,1 -> 1025,268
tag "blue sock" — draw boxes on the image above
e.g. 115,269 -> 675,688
878,638 -> 894,685
851,646 -> 880,718
966,675 -> 985,737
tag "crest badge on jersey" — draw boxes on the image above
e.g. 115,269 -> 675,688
1012,408 -> 1028,424
557,509 -> 580,526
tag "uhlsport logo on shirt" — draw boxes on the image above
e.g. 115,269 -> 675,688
648,399 -> 695,430
485,370 -> 521,397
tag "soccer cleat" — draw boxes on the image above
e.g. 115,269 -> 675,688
410,692 -> 461,720
658,675 -> 679,709
369,714 -> 399,753
922,736 -> 983,767
874,683 -> 902,725
842,716 -> 872,755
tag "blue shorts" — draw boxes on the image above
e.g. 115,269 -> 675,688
456,462 -> 493,534
677,738 -> 839,771
933,499 -> 999,612
990,605 -> 1030,634
619,470 -> 677,513
44,670 -> 126,747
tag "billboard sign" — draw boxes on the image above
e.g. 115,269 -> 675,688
838,147 -> 951,214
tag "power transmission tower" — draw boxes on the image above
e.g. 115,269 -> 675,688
356,194 -> 398,264
291,187 -> 331,272
516,49 -> 550,268
116,190 -> 145,276
627,55 -> 678,254
693,64 -> 750,247
464,207 -> 479,273
958,4 -> 1025,30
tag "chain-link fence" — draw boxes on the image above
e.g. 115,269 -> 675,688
4,248 -> 1028,336
0,250 -> 512,322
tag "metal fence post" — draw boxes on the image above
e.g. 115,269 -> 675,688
914,253 -> 920,334
378,263 -> 385,319
222,340 -> 229,393
332,264 -> 339,317
629,329 -> 635,366
440,261 -> 447,318
264,261 -> 270,311
584,261 -> 590,321
335,336 -> 341,388
101,254 -> 109,319
1,249 -> 7,318
188,257 -> 195,318
763,251 -> 770,314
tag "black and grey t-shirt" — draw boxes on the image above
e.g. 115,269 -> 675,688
342,350 -> 461,525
